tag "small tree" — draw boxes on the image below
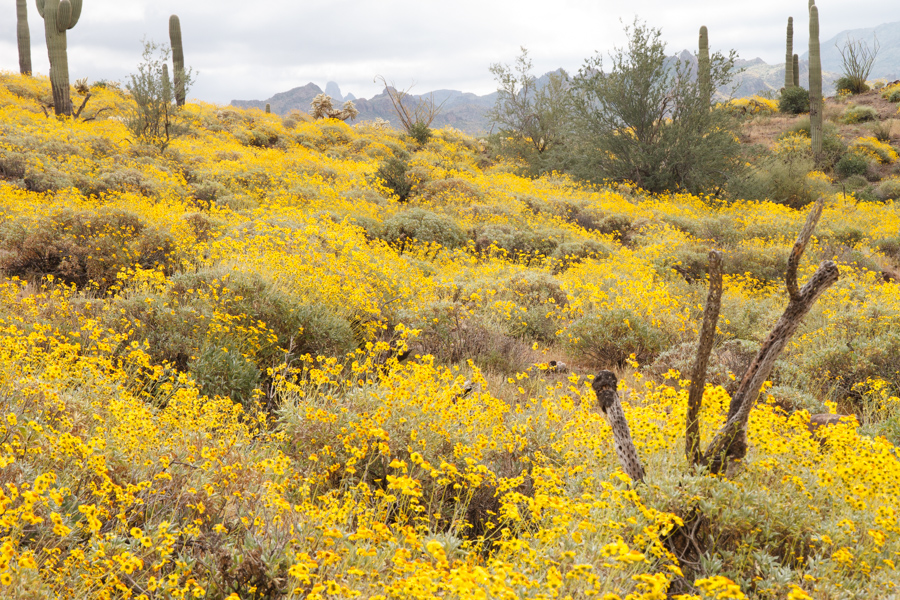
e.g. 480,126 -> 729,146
836,35 -> 879,95
487,47 -> 570,174
569,20 -> 741,195
125,40 -> 194,151
375,76 -> 446,144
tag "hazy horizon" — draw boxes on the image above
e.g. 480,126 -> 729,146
2,0 -> 892,104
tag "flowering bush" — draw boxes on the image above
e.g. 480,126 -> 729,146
0,73 -> 899,598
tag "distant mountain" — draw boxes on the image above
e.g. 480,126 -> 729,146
231,82 -> 324,114
802,20 -> 900,82
672,50 -> 840,98
232,82 -> 499,134
231,22 -> 898,135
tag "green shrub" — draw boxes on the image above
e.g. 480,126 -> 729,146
840,105 -> 878,124
835,75 -> 869,95
876,177 -> 900,200
888,90 -> 900,103
125,40 -> 194,151
0,208 -> 179,290
783,120 -> 845,167
374,157 -> 414,202
778,86 -> 810,114
835,152 -> 870,178
189,344 -> 261,406
112,268 -> 358,405
873,121 -> 893,143
843,174 -> 869,190
564,307 -> 670,367
407,122 -> 433,145
504,271 -> 568,341
379,208 -> 466,251
473,225 -> 561,263
728,150 -> 826,208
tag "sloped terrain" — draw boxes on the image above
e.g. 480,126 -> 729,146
0,73 -> 899,598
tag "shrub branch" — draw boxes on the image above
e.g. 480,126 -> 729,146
702,198 -> 838,473
685,250 -> 722,466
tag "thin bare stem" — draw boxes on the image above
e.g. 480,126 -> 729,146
786,198 -> 823,301
686,250 -> 723,465
703,198 -> 838,474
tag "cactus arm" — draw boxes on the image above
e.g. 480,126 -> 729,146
35,0 -> 45,18
68,0 -> 82,28
57,0 -> 71,32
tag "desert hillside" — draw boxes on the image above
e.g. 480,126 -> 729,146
0,72 -> 899,599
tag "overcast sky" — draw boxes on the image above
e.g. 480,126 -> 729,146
2,0 -> 892,103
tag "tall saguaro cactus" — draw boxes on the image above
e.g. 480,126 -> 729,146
809,3 -> 823,161
35,0 -> 82,115
698,25 -> 710,104
169,15 -> 186,107
793,54 -> 800,87
784,17 -> 794,88
17,0 -> 32,75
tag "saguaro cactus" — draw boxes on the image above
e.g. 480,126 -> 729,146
785,17 -> 794,88
265,103 -> 271,114
169,15 -> 185,106
809,3 -> 823,161
36,0 -> 82,115
698,25 -> 710,104
17,0 -> 32,75
793,54 -> 800,87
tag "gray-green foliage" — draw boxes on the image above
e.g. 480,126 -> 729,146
379,208 -> 466,251
17,0 -> 32,75
567,20 -> 740,194
36,0 -> 82,115
778,86 -> 809,114
487,47 -> 571,175
125,40 -> 193,151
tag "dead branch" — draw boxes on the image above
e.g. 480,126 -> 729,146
592,370 -> 645,483
685,250 -> 723,465
702,198 -> 838,474
374,76 -> 447,133
73,93 -> 92,119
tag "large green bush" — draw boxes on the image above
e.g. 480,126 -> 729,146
839,104 -> 877,124
374,156 -> 415,202
564,307 -> 670,367
0,208 -> 179,290
835,152 -> 870,178
567,20 -> 741,194
379,208 -> 466,250
778,86 -> 810,114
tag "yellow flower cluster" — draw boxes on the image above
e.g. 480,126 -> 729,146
0,72 -> 898,598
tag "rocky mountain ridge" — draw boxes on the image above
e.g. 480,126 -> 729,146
231,20 -> 898,135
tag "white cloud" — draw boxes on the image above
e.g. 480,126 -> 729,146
1,0 -> 893,103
